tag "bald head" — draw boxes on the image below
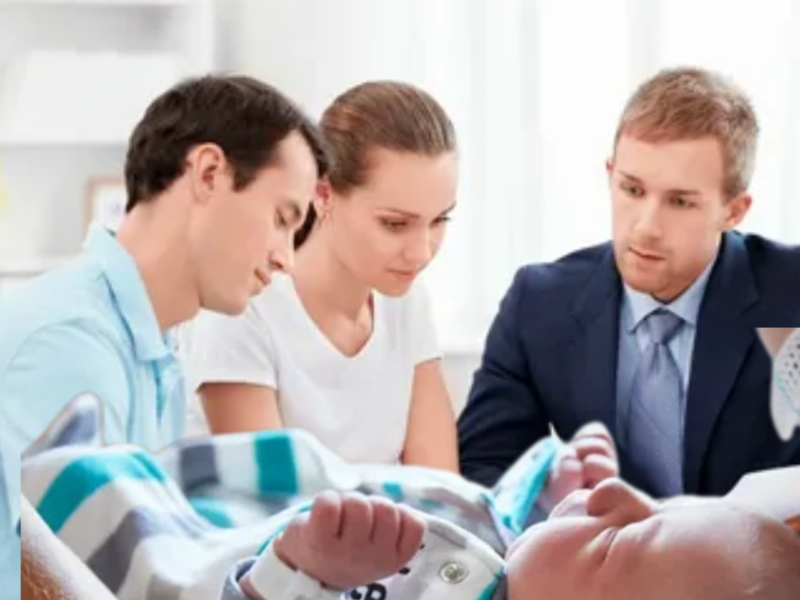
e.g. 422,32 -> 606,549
505,479 -> 800,600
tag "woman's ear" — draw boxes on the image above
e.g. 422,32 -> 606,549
314,178 -> 333,218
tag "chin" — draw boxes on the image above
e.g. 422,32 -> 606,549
374,278 -> 415,298
622,271 -> 656,291
203,293 -> 249,316
621,273 -> 664,296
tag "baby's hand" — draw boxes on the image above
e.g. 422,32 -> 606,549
274,491 -> 425,591
538,422 -> 618,513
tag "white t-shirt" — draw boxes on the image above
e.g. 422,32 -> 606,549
183,273 -> 441,464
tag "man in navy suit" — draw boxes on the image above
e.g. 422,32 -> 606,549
458,66 -> 800,498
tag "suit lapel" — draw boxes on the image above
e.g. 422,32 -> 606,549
683,232 -> 759,494
570,247 -> 623,440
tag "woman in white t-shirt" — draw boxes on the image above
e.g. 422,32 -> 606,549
185,81 -> 460,470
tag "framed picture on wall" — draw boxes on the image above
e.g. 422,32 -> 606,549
85,176 -> 126,232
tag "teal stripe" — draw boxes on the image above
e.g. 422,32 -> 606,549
190,498 -> 234,528
254,434 -> 299,497
509,438 -> 558,534
382,482 -> 405,502
477,573 -> 504,600
37,452 -> 167,534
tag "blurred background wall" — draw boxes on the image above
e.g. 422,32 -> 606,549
1,0 -> 799,415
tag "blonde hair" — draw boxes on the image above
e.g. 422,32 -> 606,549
615,67 -> 759,199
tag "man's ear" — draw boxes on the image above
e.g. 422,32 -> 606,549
186,143 -> 227,205
722,193 -> 752,231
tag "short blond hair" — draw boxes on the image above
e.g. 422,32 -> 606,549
615,67 -> 759,199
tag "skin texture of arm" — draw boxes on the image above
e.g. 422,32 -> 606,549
401,359 -> 460,472
200,383 -> 284,434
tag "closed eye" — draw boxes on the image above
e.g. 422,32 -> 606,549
381,218 -> 408,232
275,210 -> 295,229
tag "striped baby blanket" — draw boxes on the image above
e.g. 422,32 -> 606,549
21,395 -> 559,600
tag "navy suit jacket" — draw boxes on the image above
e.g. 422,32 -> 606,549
458,232 -> 800,497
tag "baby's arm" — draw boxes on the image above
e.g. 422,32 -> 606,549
240,492 -> 426,600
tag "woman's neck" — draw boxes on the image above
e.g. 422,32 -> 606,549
291,229 -> 371,323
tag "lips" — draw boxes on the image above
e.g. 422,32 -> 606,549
630,247 -> 664,261
390,269 -> 417,279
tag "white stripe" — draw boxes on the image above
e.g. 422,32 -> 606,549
115,522 -> 275,600
213,439 -> 259,492
59,476 -> 204,561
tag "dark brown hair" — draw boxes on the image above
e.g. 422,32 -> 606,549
125,74 -> 327,212
294,80 -> 456,248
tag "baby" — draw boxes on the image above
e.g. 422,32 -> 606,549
22,327 -> 799,600
504,475 -> 800,600
237,327 -> 800,600
22,401 -> 617,600
237,424 -> 618,600
232,469 -> 799,600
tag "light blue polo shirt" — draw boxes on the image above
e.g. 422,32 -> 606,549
0,224 -> 187,589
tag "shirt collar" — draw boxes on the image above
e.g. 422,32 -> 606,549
623,249 -> 718,334
83,223 -> 171,361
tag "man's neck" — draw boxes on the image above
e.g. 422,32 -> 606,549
292,229 -> 371,323
116,197 -> 200,331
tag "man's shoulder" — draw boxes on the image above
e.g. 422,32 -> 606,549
734,232 -> 800,318
513,240 -> 614,298
738,231 -> 800,275
0,260 -> 124,371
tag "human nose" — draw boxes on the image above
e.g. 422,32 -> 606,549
268,235 -> 294,274
631,196 -> 664,240
403,229 -> 433,266
585,478 -> 657,526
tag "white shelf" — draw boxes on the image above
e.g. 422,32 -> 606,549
0,137 -> 128,148
0,0 -> 216,265
0,1 -> 194,6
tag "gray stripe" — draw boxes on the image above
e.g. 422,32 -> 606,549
51,404 -> 98,448
488,576 -> 507,600
220,559 -> 257,600
179,440 -> 219,493
87,508 -> 209,593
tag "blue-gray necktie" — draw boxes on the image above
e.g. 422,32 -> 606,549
627,309 -> 685,497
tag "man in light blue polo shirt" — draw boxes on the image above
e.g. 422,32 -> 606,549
1,74 -> 327,592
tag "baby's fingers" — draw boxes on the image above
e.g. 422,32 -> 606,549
581,453 -> 619,488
